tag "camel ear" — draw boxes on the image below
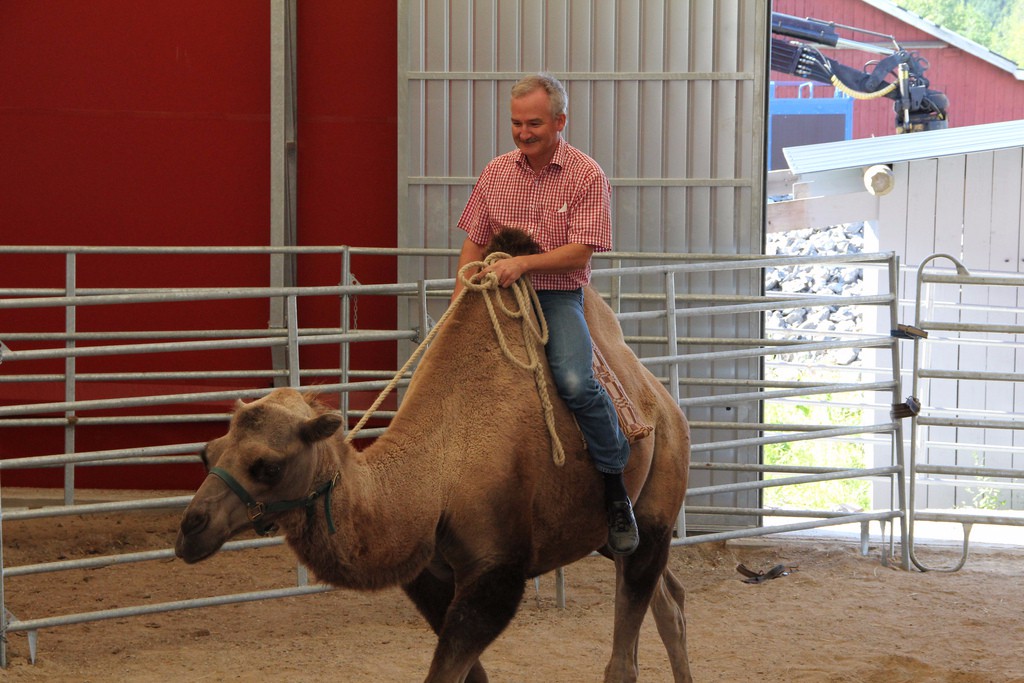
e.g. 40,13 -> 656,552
300,412 -> 344,444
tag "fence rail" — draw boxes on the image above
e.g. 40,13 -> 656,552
0,244 -> 909,665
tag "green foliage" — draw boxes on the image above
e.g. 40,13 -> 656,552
762,389 -> 871,512
962,453 -> 1009,510
897,0 -> 1024,65
992,2 -> 1024,65
898,0 -> 998,48
971,0 -> 1013,19
967,484 -> 1007,510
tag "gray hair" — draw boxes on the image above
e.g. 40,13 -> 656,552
511,72 -> 568,118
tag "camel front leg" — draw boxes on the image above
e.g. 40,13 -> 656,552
424,564 -> 526,683
404,567 -> 490,683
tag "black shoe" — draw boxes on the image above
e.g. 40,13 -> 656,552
607,499 -> 639,555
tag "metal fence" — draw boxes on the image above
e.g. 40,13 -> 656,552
656,251 -> 907,560
903,254 -> 1024,572
0,245 -> 908,665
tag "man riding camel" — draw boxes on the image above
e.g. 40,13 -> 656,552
452,72 -> 639,555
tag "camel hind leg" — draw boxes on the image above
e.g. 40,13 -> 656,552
650,567 -> 692,683
600,537 -> 690,682
603,524 -> 675,683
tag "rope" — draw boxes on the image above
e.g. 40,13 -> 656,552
345,253 -> 567,467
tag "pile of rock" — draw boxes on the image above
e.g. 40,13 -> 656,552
764,223 -> 866,365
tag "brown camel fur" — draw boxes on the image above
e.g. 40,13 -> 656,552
175,250 -> 692,682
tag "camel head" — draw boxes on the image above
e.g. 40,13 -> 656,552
175,388 -> 344,564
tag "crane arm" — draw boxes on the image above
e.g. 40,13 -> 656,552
770,12 -> 949,133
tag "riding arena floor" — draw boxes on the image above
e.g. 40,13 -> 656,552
1,489 -> 1022,683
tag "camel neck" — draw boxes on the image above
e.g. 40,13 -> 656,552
282,438 -> 441,591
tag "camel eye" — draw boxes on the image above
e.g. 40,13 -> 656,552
250,459 -> 283,485
200,439 -> 226,469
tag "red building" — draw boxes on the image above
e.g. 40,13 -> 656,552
772,0 -> 1024,139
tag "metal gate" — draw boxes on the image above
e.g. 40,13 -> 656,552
0,244 -> 905,665
904,254 -> 1024,571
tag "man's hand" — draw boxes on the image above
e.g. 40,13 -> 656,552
451,239 -> 592,302
480,256 -> 527,288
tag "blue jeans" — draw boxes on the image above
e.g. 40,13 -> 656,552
536,289 -> 631,474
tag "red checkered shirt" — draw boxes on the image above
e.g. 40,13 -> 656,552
458,138 -> 612,291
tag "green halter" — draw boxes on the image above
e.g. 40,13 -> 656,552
209,466 -> 339,536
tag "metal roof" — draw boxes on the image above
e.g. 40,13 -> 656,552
783,119 -> 1024,174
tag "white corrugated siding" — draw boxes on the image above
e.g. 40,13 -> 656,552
398,0 -> 770,529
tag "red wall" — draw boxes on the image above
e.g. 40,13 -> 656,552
771,0 -> 1024,138
0,1 -> 397,488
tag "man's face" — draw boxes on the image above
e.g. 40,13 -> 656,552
510,88 -> 566,168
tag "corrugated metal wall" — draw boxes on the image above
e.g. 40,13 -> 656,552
397,0 -> 770,529
398,0 -> 767,258
0,1 -> 401,489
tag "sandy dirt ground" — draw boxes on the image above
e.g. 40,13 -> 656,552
1,492 -> 1022,683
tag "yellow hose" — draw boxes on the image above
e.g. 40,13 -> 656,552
830,75 -> 897,100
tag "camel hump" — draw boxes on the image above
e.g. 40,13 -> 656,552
481,228 -> 653,443
484,227 -> 543,257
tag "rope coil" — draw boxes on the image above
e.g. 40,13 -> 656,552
346,252 -> 567,466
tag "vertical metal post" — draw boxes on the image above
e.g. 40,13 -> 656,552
270,6 -> 301,585
904,255 -> 935,564
395,0 -> 410,264
270,0 -> 298,386
287,292 -> 304,586
664,271 -> 680,405
418,280 -> 430,341
286,295 -> 300,387
339,247 -> 352,434
64,253 -> 76,506
887,253 -> 910,569
665,271 -> 685,536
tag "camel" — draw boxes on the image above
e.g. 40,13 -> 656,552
175,240 -> 692,682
